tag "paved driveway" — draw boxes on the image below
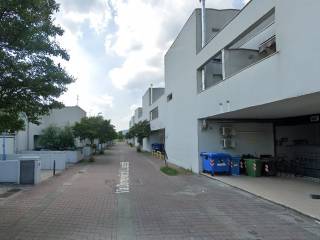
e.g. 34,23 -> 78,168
0,143 -> 319,240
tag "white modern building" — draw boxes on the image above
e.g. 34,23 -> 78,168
14,106 -> 86,152
129,87 -> 166,151
129,0 -> 320,179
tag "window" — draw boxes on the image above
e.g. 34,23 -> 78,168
150,107 -> 158,120
167,93 -> 173,102
259,36 -> 276,58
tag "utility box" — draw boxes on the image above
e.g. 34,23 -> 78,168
19,156 -> 41,185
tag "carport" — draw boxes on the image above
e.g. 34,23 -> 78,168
199,92 -> 320,179
142,129 -> 165,152
199,92 -> 320,219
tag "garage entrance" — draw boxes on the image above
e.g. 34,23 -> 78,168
275,115 -> 320,179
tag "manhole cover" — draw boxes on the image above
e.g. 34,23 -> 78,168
0,189 -> 21,198
310,194 -> 320,199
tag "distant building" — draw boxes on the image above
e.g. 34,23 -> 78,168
15,106 -> 86,151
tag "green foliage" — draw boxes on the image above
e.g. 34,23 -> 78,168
160,166 -> 178,176
0,0 -> 74,132
38,125 -> 75,150
127,120 -> 151,144
59,126 -> 75,150
0,113 -> 25,133
117,131 -> 124,140
73,116 -> 117,144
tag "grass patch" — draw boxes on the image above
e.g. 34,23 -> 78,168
160,166 -> 178,176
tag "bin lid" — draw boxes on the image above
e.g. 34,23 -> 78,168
200,152 -> 231,158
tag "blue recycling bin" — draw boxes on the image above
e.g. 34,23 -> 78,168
201,152 -> 232,176
231,156 -> 241,176
151,143 -> 164,152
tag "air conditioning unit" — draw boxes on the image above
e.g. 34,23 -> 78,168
220,126 -> 235,137
221,138 -> 236,149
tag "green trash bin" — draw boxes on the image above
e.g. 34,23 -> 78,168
245,159 -> 263,177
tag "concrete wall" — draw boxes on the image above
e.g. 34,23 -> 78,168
198,122 -> 274,170
19,152 -> 66,170
0,160 -> 20,183
197,0 -> 320,119
164,10 -> 199,172
205,9 -> 240,47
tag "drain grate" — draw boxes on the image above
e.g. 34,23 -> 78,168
0,189 -> 21,198
310,194 -> 320,199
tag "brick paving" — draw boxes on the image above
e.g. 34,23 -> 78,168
0,143 -> 319,239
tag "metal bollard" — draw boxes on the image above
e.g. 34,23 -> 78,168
53,160 -> 56,176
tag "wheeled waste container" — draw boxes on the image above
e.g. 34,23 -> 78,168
151,143 -> 164,152
201,152 -> 232,176
231,156 -> 241,176
245,159 -> 263,177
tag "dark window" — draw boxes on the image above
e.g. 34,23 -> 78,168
150,107 -> 158,120
167,93 -> 173,102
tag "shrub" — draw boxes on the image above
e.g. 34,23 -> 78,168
38,125 -> 75,150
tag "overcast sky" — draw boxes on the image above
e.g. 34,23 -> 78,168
55,0 -> 249,131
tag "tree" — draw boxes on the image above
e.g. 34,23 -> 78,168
38,125 -> 61,150
0,0 -> 74,133
38,125 -> 75,150
117,131 -> 124,141
59,126 -> 75,150
128,120 -> 151,145
73,116 -> 117,145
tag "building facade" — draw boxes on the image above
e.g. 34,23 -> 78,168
129,0 -> 320,178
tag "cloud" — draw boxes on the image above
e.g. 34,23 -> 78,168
106,0 -> 238,90
57,0 -> 112,34
55,0 -> 246,130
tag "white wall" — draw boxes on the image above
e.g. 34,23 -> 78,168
198,122 -> 274,171
19,151 -> 68,170
197,0 -> 320,119
164,10 -> 200,172
0,160 -> 20,183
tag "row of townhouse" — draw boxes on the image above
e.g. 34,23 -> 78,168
129,0 -> 320,178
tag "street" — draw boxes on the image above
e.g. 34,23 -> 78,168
0,143 -> 319,240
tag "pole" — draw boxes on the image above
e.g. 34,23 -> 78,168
2,132 -> 6,160
200,0 -> 207,91
53,160 -> 56,176
200,0 -> 206,48
150,84 -> 153,105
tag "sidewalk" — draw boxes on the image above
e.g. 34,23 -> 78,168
203,174 -> 320,220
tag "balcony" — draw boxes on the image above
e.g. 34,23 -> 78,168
198,8 -> 276,92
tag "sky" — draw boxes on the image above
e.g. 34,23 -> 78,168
54,0 -> 249,131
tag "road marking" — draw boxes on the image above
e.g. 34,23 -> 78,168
116,162 -> 130,193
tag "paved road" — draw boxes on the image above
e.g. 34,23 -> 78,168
0,143 -> 319,240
